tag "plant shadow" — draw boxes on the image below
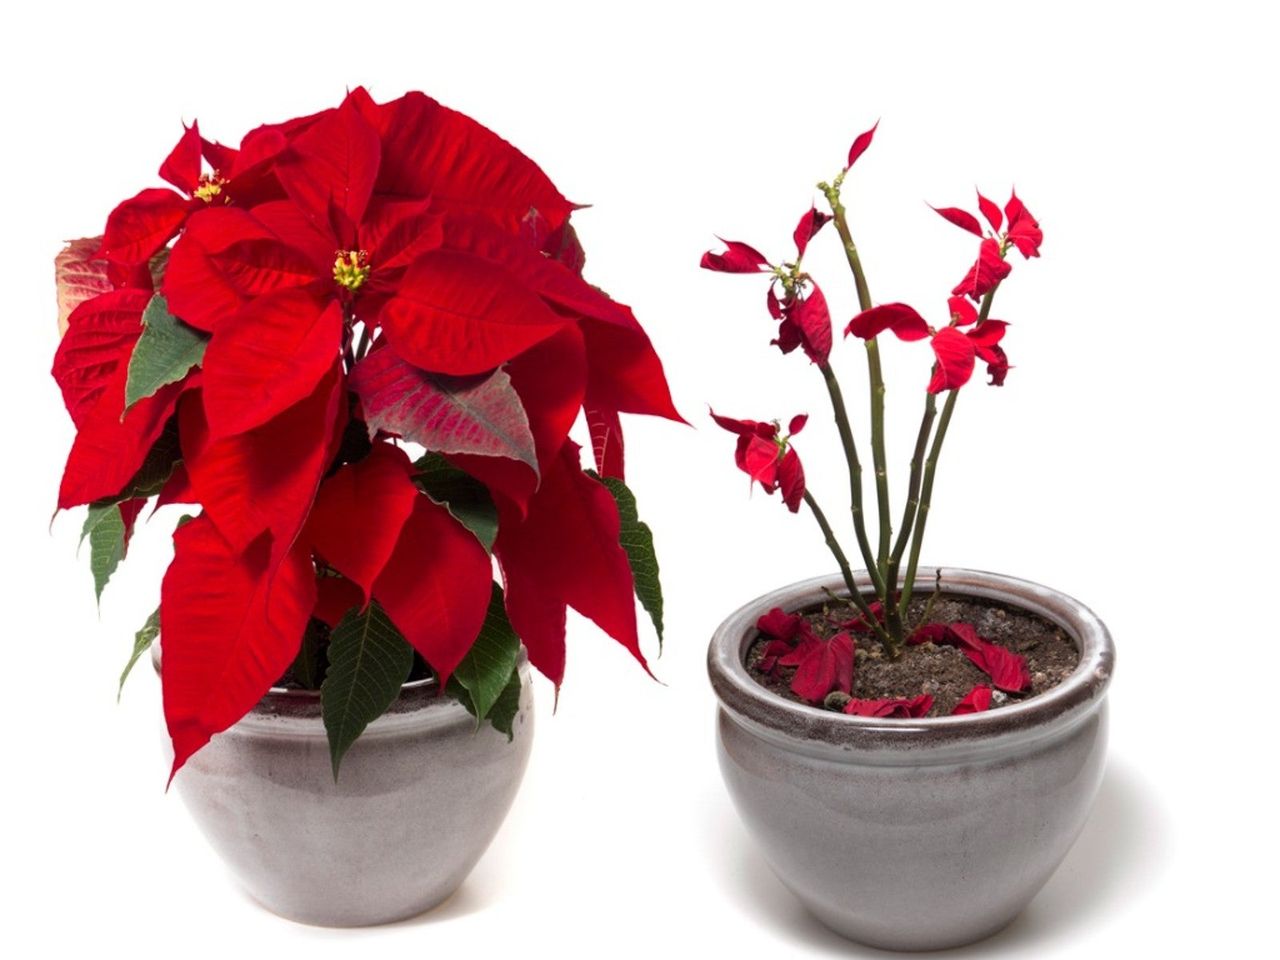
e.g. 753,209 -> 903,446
710,759 -> 1168,956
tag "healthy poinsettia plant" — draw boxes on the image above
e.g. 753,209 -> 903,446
702,123 -> 1042,717
54,88 -> 677,780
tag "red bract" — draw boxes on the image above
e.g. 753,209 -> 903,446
768,280 -> 832,364
98,120 -> 290,268
700,239 -> 770,273
711,411 -> 807,512
846,121 -> 879,169
931,189 -> 1042,298
793,206 -> 833,256
55,88 -> 678,777
952,685 -> 993,715
1004,191 -> 1043,258
845,299 -> 1010,393
843,695 -> 933,718
701,205 -> 836,365
953,237 -> 1012,301
779,632 -> 855,703
53,288 -> 190,509
909,622 -> 1031,692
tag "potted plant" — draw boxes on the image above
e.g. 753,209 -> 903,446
701,124 -> 1115,951
52,87 -> 677,926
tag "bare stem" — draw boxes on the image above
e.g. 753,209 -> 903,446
824,180 -> 892,592
803,490 -> 895,650
884,389 -> 937,641
818,361 -> 885,598
898,388 -> 958,616
865,340 -> 892,573
823,181 -> 873,312
897,282 -> 1002,616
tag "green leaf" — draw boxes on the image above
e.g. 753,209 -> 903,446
412,453 -> 499,551
451,584 -> 521,722
124,294 -> 207,411
320,601 -> 414,778
486,666 -> 522,740
590,472 -> 665,648
80,502 -> 129,603
449,662 -> 522,742
118,607 -> 160,700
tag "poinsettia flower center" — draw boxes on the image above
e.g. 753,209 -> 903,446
193,173 -> 227,203
333,250 -> 371,293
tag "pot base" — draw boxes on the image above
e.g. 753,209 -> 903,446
169,661 -> 535,928
250,886 -> 457,929
710,569 -> 1114,953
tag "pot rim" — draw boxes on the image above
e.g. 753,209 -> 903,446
150,640 -> 441,699
708,567 -> 1114,756
151,642 -> 530,734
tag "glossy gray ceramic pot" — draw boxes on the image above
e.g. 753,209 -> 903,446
708,568 -> 1114,952
158,649 -> 534,927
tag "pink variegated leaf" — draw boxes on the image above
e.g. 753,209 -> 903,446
351,347 -> 538,475
55,238 -> 113,337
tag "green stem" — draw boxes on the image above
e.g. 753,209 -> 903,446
884,389 -> 937,641
818,361 -> 886,598
865,340 -> 892,574
898,388 -> 957,617
825,182 -> 892,591
825,184 -> 873,312
897,282 -> 1002,618
803,491 -> 894,650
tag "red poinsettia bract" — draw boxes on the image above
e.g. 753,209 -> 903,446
710,412 -> 807,512
54,87 -> 680,779
846,297 -> 1010,392
700,204 -> 837,365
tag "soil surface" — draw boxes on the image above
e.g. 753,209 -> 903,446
746,593 -> 1079,717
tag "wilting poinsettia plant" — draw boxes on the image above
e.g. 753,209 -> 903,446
54,88 -> 677,781
702,123 -> 1042,717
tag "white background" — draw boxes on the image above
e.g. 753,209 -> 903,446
3,1 -> 1274,955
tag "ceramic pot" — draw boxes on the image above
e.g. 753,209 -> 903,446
157,649 -> 534,927
708,568 -> 1114,951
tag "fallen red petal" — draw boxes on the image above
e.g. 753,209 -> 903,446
843,694 -> 933,718
951,684 -> 993,715
757,607 -> 804,641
